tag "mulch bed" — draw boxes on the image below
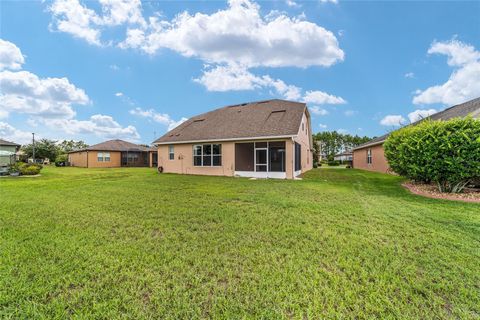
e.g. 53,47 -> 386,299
403,182 -> 480,203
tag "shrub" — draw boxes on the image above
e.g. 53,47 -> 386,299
21,165 -> 41,175
384,117 -> 480,193
55,154 -> 68,167
327,160 -> 340,166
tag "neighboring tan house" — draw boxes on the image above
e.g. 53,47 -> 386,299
68,139 -> 157,168
153,99 -> 313,179
353,97 -> 480,173
0,139 -> 20,166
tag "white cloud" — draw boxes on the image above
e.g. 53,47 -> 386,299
413,39 -> 480,105
407,108 -> 437,123
428,39 -> 480,67
303,90 -> 346,105
110,64 -> 120,71
309,106 -> 329,116
404,72 -> 414,78
344,110 -> 357,116
285,0 -> 301,7
0,39 -> 25,70
48,0 -> 145,46
0,70 -> 90,119
320,0 -> 339,3
318,123 -> 327,129
115,92 -> 123,97
380,115 -> 406,127
42,114 -> 140,141
130,107 -> 187,131
0,122 -> 32,144
120,0 -> 344,68
49,0 -> 102,45
194,64 -> 343,102
337,128 -> 348,134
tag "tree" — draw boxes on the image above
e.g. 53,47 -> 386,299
384,117 -> 480,193
315,131 -> 373,158
22,139 -> 60,161
57,140 -> 88,153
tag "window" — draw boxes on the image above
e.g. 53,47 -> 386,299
169,145 -> 174,160
367,148 -> 372,164
302,122 -> 305,131
97,152 -> 110,162
193,144 -> 222,166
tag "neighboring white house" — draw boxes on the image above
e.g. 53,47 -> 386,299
334,150 -> 353,162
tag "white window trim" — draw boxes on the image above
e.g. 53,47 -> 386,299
193,144 -> 222,167
169,145 -> 174,160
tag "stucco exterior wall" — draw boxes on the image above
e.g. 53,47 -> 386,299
353,144 -> 389,173
293,112 -> 313,176
158,142 -> 236,177
69,151 -> 122,168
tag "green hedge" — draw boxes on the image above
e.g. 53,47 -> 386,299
384,117 -> 480,193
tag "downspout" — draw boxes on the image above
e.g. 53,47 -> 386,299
86,151 -> 89,168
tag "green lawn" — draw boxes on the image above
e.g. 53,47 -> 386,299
1,167 -> 479,319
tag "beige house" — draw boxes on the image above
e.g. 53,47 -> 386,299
153,99 -> 313,179
353,97 -> 480,173
68,139 -> 157,168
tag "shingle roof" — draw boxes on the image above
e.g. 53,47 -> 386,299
154,99 -> 307,144
0,138 -> 20,146
69,139 -> 153,153
354,97 -> 480,150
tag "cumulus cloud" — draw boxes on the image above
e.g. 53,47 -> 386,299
0,121 -> 32,144
407,108 -> 437,123
404,72 -> 414,78
380,115 -> 406,127
42,114 -> 140,141
115,92 -> 123,97
47,1 -> 344,101
318,123 -> 327,129
194,64 -> 344,102
48,0 -> 145,45
130,107 -> 187,131
0,70 -> 90,119
303,90 -> 346,105
0,39 -> 25,70
120,0 -> 344,69
413,39 -> 480,105
194,64 -> 302,100
0,39 -> 140,142
309,106 -> 329,116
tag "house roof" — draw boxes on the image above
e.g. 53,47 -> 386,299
69,139 -> 154,153
154,99 -> 307,145
0,138 -> 20,147
354,97 -> 480,150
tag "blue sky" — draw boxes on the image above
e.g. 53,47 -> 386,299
1,0 -> 479,145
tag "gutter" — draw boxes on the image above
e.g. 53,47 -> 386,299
153,134 -> 296,146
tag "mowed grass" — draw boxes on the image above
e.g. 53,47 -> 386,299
0,167 -> 479,319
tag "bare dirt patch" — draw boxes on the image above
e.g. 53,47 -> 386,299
403,182 -> 480,203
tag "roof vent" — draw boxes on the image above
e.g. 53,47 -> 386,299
271,109 -> 286,113
193,119 -> 205,122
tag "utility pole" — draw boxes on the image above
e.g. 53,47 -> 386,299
32,133 -> 35,162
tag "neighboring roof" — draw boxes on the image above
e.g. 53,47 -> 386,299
335,150 -> 353,156
0,138 -> 20,147
154,99 -> 307,144
69,139 -> 154,153
354,97 -> 480,150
